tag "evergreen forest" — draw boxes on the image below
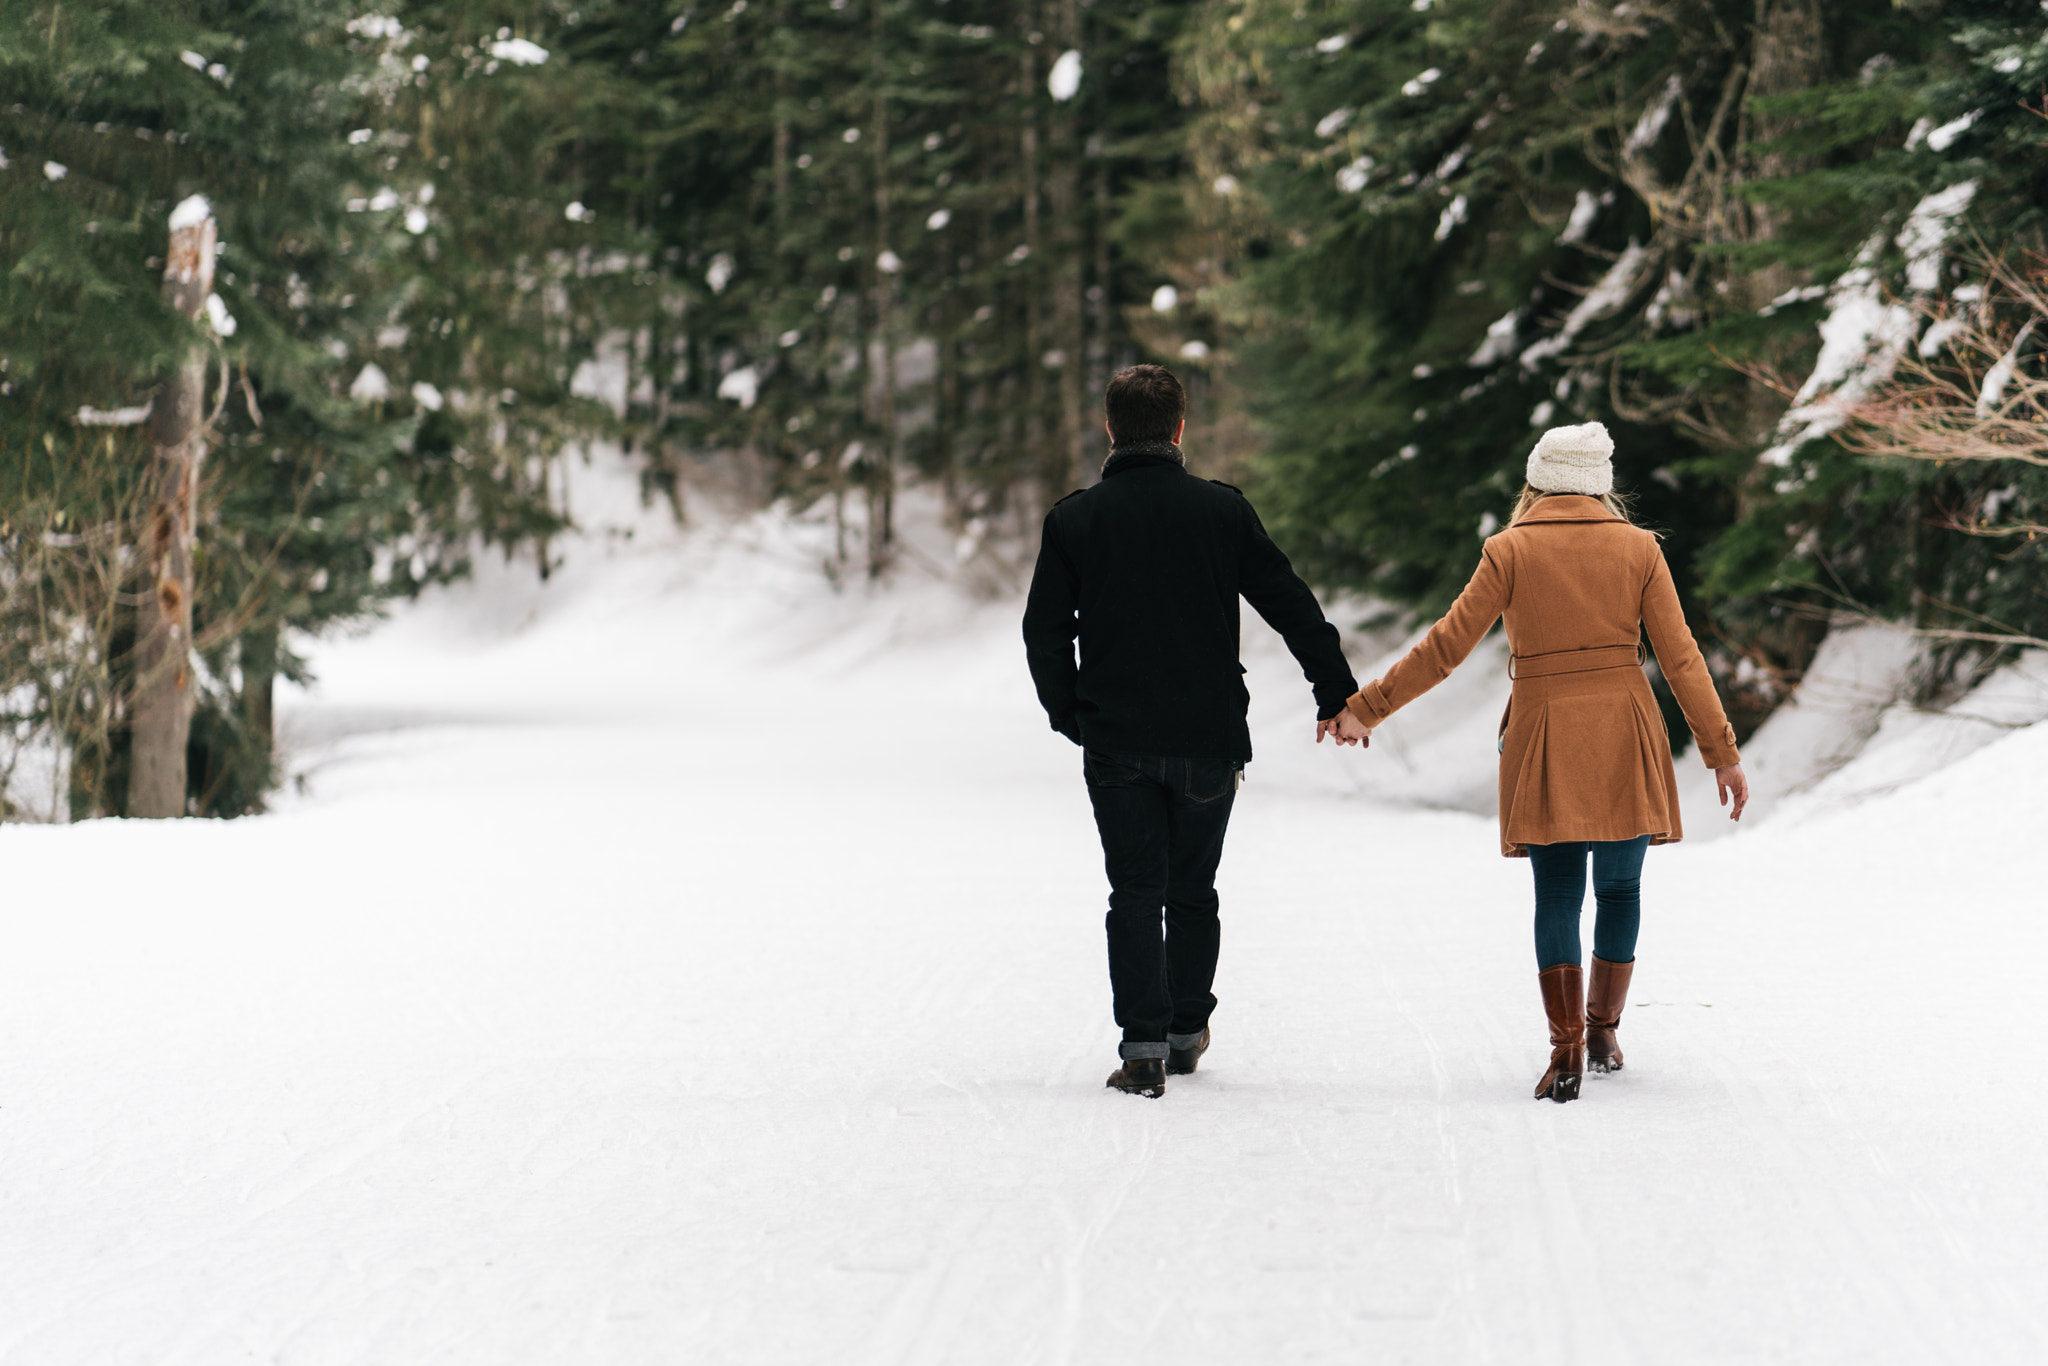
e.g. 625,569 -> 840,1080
3,0 -> 2045,818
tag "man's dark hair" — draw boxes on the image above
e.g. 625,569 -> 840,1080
1104,364 -> 1187,444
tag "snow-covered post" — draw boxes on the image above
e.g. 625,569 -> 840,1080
129,194 -> 216,818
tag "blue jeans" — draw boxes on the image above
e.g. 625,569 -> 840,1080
1082,750 -> 1238,1060
1528,836 -> 1651,970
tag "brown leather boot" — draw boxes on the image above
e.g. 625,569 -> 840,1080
1534,964 -> 1586,1103
1587,955 -> 1635,1073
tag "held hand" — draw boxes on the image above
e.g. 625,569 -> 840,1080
1316,709 -> 1373,748
1715,763 -> 1749,822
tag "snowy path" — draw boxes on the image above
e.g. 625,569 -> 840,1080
4,493 -> 2046,1363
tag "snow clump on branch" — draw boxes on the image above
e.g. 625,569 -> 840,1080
1434,195 -> 1469,242
1626,76 -> 1681,154
1469,310 -> 1522,367
204,293 -> 237,337
1048,50 -> 1082,102
1759,183 -> 1977,468
1518,242 -> 1647,370
1558,189 -> 1607,244
488,38 -> 549,66
717,366 -> 759,409
350,364 -> 391,401
1336,156 -> 1374,193
1976,321 -> 2034,418
76,403 -> 154,427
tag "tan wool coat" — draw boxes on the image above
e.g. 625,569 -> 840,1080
1346,495 -> 1741,858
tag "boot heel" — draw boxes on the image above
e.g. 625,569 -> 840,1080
1549,1072 -> 1580,1103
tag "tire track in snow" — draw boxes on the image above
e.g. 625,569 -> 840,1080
1470,986 -> 1634,1366
1388,982 -> 1491,1365
234,1065 -> 497,1225
1040,1111 -> 1161,1365
1686,1035 -> 1979,1360
851,1203 -> 1003,1366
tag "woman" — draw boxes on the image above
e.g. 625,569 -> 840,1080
1325,422 -> 1749,1103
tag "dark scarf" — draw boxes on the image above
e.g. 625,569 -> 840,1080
1101,438 -> 1187,475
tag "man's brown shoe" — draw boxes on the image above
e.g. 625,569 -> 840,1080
1105,1058 -> 1166,1098
1166,1027 -> 1210,1076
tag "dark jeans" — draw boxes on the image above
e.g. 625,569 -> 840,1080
1083,750 -> 1238,1061
1528,836 -> 1651,970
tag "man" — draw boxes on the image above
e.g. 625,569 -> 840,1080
1023,365 -> 1359,1099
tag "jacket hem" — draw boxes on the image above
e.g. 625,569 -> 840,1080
1077,730 -> 1253,765
1501,824 -> 1678,859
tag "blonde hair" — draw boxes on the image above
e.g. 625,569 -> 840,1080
1507,483 -> 1648,530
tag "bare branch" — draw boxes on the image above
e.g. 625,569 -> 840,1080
1824,249 -> 2048,469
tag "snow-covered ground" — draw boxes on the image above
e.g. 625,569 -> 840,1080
4,452 -> 2046,1363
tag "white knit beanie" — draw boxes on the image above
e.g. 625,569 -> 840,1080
1526,421 -> 1615,497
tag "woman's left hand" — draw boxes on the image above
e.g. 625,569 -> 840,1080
1715,763 -> 1749,821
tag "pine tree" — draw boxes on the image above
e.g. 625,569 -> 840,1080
1176,0 -> 2037,736
0,0 -> 575,818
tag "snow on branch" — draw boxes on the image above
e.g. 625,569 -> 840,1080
1047,50 -> 1081,103
1833,253 -> 2048,476
1737,251 -> 2048,548
1519,241 -> 1647,370
488,38 -> 549,66
76,403 -> 154,427
1756,185 -> 1977,471
1625,75 -> 1681,154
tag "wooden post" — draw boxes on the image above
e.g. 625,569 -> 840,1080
129,196 -> 214,818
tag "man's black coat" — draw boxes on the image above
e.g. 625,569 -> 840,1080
1022,442 -> 1358,763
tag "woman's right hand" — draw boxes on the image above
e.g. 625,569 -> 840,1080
1716,763 -> 1749,821
1316,710 -> 1373,747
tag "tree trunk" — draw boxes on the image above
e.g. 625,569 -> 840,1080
242,624 -> 277,781
128,205 -> 215,819
1046,0 -> 1087,494
772,1 -> 792,250
1019,2 -> 1048,509
1734,0 -> 1828,444
868,8 -> 898,577
1091,131 -> 1112,432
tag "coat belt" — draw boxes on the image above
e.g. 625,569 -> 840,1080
1509,643 -> 1645,681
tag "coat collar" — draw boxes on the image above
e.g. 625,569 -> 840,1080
1101,440 -> 1188,478
1513,494 -> 1624,525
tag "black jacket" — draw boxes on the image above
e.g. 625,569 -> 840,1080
1022,442 -> 1358,763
